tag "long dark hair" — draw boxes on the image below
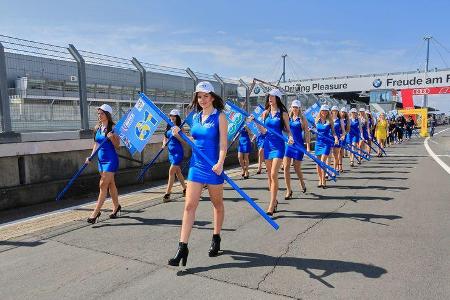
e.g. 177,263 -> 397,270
189,91 -> 224,112
95,109 -> 115,135
264,95 -> 288,130
165,115 -> 182,136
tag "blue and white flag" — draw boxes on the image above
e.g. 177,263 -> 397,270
224,103 -> 246,141
115,96 -> 163,155
304,101 -> 321,128
246,104 -> 265,137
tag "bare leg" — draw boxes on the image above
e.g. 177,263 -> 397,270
293,160 -> 305,190
238,152 -> 245,175
91,172 -> 113,217
175,166 -> 187,190
268,158 -> 282,212
165,165 -> 177,194
208,184 -> 224,235
283,156 -> 292,198
180,181 -> 203,243
244,153 -> 250,177
265,159 -> 273,191
108,176 -> 119,211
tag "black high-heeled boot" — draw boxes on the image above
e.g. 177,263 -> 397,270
168,242 -> 189,266
208,234 -> 221,257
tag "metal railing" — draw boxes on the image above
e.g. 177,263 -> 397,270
0,34 -> 245,134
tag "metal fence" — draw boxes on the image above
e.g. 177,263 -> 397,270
0,34 -> 243,134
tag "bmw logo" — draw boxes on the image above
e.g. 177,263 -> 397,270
373,79 -> 382,88
254,86 -> 261,94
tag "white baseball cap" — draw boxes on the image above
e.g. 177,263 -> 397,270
320,104 -> 330,111
350,108 -> 357,113
169,109 -> 180,116
195,81 -> 215,93
331,106 -> 339,111
268,88 -> 283,98
97,104 -> 113,114
340,107 -> 348,113
291,100 -> 301,108
359,108 -> 366,112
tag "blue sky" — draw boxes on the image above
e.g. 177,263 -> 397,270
1,0 -> 450,111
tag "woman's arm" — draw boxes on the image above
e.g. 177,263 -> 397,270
282,112 -> 294,144
211,113 -> 228,175
85,142 -> 98,163
107,130 -> 120,149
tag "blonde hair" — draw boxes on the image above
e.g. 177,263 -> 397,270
315,110 -> 336,136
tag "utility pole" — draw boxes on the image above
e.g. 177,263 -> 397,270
423,36 -> 432,108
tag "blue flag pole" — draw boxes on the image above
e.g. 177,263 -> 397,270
227,101 -> 339,181
139,93 -> 279,230
56,131 -> 113,201
137,111 -> 194,181
371,137 -> 387,156
227,120 -> 246,152
362,138 -> 379,154
309,128 -> 370,161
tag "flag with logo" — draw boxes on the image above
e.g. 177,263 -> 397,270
224,103 -> 246,141
115,96 -> 163,155
304,101 -> 321,128
246,104 -> 265,137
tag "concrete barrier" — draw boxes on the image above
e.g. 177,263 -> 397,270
0,134 -> 254,210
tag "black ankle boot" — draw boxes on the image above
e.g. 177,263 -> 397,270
168,242 -> 189,266
208,234 -> 221,257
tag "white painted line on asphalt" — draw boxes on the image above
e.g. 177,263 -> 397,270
430,140 -> 439,145
424,128 -> 450,176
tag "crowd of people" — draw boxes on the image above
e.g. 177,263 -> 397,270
84,82 -> 423,267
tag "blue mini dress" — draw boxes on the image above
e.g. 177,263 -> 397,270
187,109 -> 224,185
332,118 -> 343,148
238,126 -> 251,154
315,120 -> 332,156
166,128 -> 184,166
284,117 -> 305,161
95,128 -> 119,173
263,110 -> 285,160
349,118 -> 361,143
256,133 -> 266,149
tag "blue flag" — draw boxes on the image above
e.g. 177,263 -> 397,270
115,96 -> 163,155
246,104 -> 265,137
184,109 -> 194,127
304,101 -> 321,128
224,103 -> 246,141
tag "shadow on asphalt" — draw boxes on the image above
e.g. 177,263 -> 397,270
91,216 -> 210,229
273,210 -> 402,226
332,185 -> 409,191
0,240 -> 45,248
307,193 -> 394,202
178,250 -> 387,288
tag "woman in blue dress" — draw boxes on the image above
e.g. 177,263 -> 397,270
168,81 -> 228,266
162,109 -> 187,202
255,88 -> 294,216
253,132 -> 266,174
348,108 -> 363,167
359,108 -> 371,160
339,107 -> 351,172
283,100 -> 310,199
85,104 -> 121,223
331,106 -> 346,175
238,125 -> 252,179
315,105 -> 339,188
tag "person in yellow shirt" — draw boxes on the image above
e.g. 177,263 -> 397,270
375,112 -> 388,157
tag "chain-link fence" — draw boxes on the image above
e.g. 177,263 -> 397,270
0,34 -> 241,134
